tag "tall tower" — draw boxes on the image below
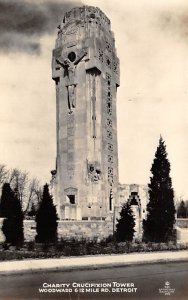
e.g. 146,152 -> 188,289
52,6 -> 120,221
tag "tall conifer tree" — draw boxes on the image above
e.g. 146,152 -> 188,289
115,202 -> 135,242
143,137 -> 176,242
0,183 -> 24,245
0,183 -> 12,218
36,184 -> 58,243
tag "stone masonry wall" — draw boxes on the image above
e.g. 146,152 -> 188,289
176,227 -> 188,243
176,218 -> 188,228
24,220 -> 113,241
1,218 -> 187,243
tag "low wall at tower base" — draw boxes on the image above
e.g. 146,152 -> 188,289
58,220 -> 113,240
0,218 -> 143,242
176,218 -> 188,228
176,227 -> 188,243
24,220 -> 114,241
176,219 -> 188,243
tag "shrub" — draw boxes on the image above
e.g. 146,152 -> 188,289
115,202 -> 135,242
159,243 -> 169,251
26,241 -> 35,251
36,184 -> 58,243
0,183 -> 24,246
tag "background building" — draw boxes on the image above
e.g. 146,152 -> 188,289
118,184 -> 149,239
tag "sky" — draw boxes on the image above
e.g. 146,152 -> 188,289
0,0 -> 188,199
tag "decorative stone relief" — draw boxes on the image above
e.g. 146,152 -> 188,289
106,56 -> 111,69
107,107 -> 112,115
106,73 -> 111,81
106,73 -> 112,117
107,118 -> 112,127
108,143 -> 113,152
113,59 -> 119,75
65,187 -> 78,195
105,72 -> 114,186
98,48 -> 104,62
108,167 -> 113,186
107,130 -> 112,139
108,155 -> 113,163
106,40 -> 112,53
56,49 -> 87,112
50,170 -> 57,188
62,21 -> 79,35
64,187 -> 77,195
107,90 -> 112,100
88,162 -> 101,182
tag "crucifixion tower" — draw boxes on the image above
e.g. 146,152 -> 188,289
52,6 -> 120,220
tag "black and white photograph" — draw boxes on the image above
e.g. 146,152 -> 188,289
0,0 -> 188,299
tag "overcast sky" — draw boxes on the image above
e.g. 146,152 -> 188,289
0,0 -> 188,199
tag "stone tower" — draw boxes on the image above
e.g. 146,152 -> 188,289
52,6 -> 120,221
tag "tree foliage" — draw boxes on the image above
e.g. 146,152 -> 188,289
177,200 -> 187,218
0,183 -> 24,245
0,165 -> 8,189
35,184 -> 58,243
143,137 -> 176,242
0,164 -> 42,215
27,202 -> 37,217
115,202 -> 135,242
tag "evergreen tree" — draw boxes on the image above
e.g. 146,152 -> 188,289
143,137 -> 176,242
28,202 -> 37,217
115,202 -> 135,242
177,200 -> 187,218
0,183 -> 24,245
36,184 -> 58,243
185,201 -> 188,217
0,183 -> 12,218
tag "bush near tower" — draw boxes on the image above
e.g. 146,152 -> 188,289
143,137 -> 176,242
35,184 -> 58,243
115,202 -> 135,242
0,183 -> 24,246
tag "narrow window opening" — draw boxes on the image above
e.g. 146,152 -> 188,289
67,194 -> 75,204
109,190 -> 113,211
109,197 -> 112,211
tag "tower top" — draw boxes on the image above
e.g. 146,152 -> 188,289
58,6 -> 111,31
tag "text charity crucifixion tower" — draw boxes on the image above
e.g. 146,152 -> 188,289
51,6 -> 120,220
